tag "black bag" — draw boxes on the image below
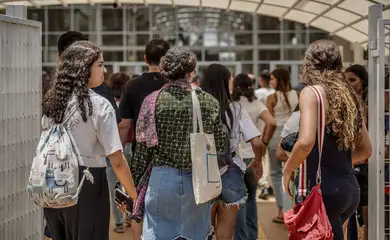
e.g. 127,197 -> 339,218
217,124 -> 233,169
280,132 -> 299,154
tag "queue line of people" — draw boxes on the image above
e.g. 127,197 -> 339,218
36,30 -> 373,240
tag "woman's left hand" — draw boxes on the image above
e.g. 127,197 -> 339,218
248,160 -> 263,182
283,170 -> 293,197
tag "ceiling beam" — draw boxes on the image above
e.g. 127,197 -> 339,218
306,0 -> 344,27
330,15 -> 367,35
254,0 -> 264,13
27,0 -> 40,7
226,0 -> 233,11
331,4 -> 389,35
280,0 -> 305,20
57,0 -> 68,7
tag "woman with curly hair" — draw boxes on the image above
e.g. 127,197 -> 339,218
42,41 -> 137,240
283,39 -> 372,240
132,47 -> 227,239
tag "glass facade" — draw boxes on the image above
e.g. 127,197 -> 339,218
25,4 -> 352,79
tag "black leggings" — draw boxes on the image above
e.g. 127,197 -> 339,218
323,192 -> 360,240
44,167 -> 110,240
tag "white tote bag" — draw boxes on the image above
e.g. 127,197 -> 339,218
190,90 -> 222,205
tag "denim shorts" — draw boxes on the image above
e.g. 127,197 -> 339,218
142,166 -> 213,240
218,163 -> 247,207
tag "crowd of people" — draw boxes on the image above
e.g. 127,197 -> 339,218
39,30 -> 375,240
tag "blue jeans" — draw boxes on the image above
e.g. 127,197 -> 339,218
106,159 -> 124,225
142,166 -> 213,240
269,126 -> 284,210
234,159 -> 258,240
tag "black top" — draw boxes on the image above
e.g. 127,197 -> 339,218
297,127 -> 359,195
92,81 -> 121,124
119,72 -> 167,151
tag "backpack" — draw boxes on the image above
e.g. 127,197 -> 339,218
27,105 -> 94,208
217,124 -> 233,170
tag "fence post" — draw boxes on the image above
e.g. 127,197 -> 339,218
0,6 -> 42,240
368,4 -> 383,240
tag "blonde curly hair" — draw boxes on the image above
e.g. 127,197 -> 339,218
300,39 -> 363,150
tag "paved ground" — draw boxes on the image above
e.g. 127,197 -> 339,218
109,198 -> 288,240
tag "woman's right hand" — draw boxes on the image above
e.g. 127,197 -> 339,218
108,151 -> 138,202
117,202 -> 128,213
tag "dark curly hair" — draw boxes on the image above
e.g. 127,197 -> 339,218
160,47 -> 197,80
43,41 -> 102,124
232,73 -> 257,102
300,39 -> 362,150
107,72 -> 131,99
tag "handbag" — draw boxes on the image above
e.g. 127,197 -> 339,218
190,90 -> 222,205
280,131 -> 299,156
284,86 -> 334,240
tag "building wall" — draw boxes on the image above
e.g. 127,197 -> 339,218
1,4 -> 356,77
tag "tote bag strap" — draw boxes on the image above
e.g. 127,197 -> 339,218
308,86 -> 325,185
192,90 -> 204,133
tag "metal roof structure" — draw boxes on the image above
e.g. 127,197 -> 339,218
0,0 -> 389,45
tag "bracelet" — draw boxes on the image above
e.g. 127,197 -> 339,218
262,139 -> 269,146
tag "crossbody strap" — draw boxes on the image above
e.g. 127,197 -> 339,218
192,90 -> 204,133
309,86 -> 325,185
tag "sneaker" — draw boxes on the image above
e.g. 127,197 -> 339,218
258,188 -> 270,200
114,224 -> 125,233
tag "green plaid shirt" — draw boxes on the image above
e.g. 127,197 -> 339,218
131,86 -> 226,184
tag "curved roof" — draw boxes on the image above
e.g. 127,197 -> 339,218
1,0 -> 389,44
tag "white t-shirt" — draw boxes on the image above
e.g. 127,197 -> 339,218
226,102 -> 261,172
255,88 -> 275,104
281,111 -> 300,138
42,90 -> 123,168
237,96 -> 268,159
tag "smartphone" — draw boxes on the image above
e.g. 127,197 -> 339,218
115,189 -> 133,213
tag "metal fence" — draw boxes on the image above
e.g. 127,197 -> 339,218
368,4 -> 390,240
0,9 -> 42,240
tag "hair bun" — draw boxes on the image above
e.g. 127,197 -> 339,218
160,47 -> 197,80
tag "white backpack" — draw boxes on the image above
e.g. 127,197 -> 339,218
27,106 -> 94,208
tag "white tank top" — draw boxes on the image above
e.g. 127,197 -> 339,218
273,90 -> 299,126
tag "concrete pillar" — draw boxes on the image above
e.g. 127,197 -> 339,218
6,5 -> 27,19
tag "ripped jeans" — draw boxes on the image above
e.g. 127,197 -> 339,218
142,166 -> 213,240
218,163 -> 248,208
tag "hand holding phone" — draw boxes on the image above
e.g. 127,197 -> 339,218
115,189 -> 133,213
